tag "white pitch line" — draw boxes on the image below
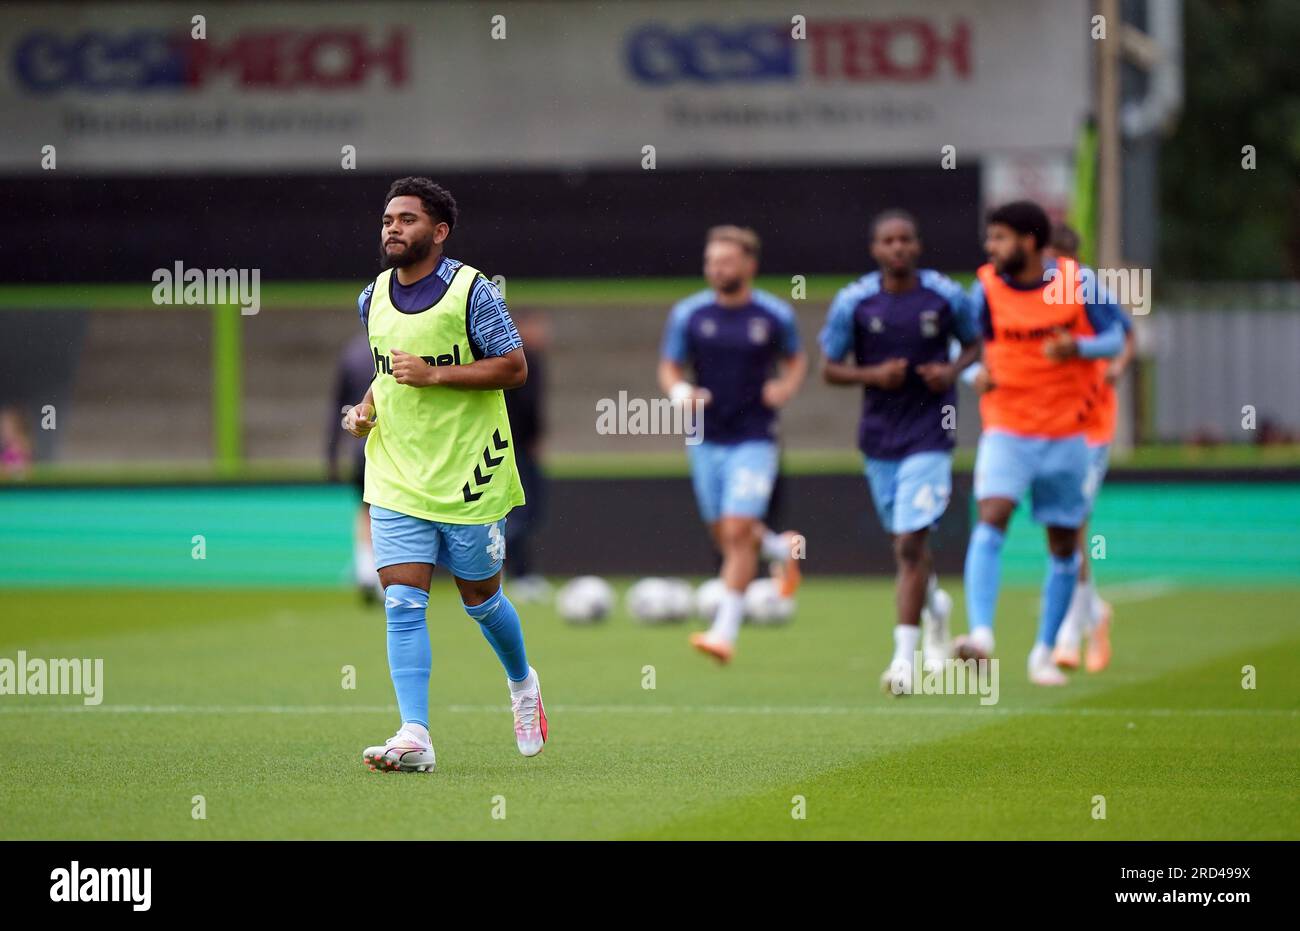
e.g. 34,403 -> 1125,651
1102,577 -> 1181,605
0,703 -> 1293,718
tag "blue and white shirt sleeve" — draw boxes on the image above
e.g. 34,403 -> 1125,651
357,282 -> 374,330
818,285 -> 863,361
660,299 -> 695,364
1077,269 -> 1127,360
958,281 -> 990,385
467,276 -> 523,358
967,280 -> 992,340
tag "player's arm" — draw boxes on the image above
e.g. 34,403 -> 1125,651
390,277 -> 528,390
656,357 -> 696,399
958,280 -> 995,393
916,276 -> 982,392
1045,276 -> 1127,361
342,382 -> 376,438
342,286 -> 379,438
763,351 -> 806,408
395,347 -> 527,390
818,287 -> 906,389
658,301 -> 711,405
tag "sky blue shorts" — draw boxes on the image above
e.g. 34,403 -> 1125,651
973,429 -> 1089,528
1082,442 -> 1112,512
864,450 -> 953,535
687,439 -> 778,523
369,505 -> 507,581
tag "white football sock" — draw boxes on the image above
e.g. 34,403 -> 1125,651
1088,585 -> 1106,629
925,573 -> 943,614
400,722 -> 431,747
709,589 -> 746,644
969,626 -> 995,655
508,668 -> 537,693
1071,580 -> 1094,633
893,624 -> 921,664
1056,612 -> 1082,649
759,529 -> 790,562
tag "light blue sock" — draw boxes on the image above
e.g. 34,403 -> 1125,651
1037,552 -> 1082,647
464,587 -> 530,682
384,584 -> 431,728
964,522 -> 1005,631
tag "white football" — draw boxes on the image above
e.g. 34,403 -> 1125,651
743,577 -> 795,626
555,576 -> 614,624
695,578 -> 728,621
626,577 -> 692,624
660,578 -> 695,621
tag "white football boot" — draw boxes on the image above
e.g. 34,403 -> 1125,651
362,725 -> 436,773
879,657 -> 915,696
510,666 -> 548,757
921,586 -> 954,674
1028,643 -> 1069,686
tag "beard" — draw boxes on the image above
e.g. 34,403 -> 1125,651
715,276 -> 745,296
995,246 -> 1027,277
380,232 -> 434,269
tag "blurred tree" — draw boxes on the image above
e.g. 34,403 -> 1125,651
1160,0 -> 1300,278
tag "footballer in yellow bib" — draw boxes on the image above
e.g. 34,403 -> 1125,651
341,178 -> 546,771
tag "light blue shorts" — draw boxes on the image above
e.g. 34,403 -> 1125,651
1082,442 -> 1111,511
687,439 -> 778,523
864,451 -> 953,535
973,429 -> 1089,528
369,505 -> 507,581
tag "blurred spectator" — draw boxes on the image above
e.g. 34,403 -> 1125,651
327,331 -> 382,603
0,405 -> 33,480
1256,417 -> 1295,446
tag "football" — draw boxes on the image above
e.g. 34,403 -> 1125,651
743,577 -> 795,626
555,575 -> 614,624
626,577 -> 693,624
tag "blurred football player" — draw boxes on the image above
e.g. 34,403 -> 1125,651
658,226 -> 807,664
1045,224 -> 1135,673
955,201 -> 1128,686
327,330 -> 383,604
819,210 -> 980,695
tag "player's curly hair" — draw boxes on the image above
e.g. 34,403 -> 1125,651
986,200 -> 1050,250
384,177 -> 459,232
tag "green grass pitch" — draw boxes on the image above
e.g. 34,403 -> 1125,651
1,580 -> 1296,840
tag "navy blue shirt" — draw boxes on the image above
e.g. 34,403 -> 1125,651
661,289 -> 801,445
820,270 -> 977,460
